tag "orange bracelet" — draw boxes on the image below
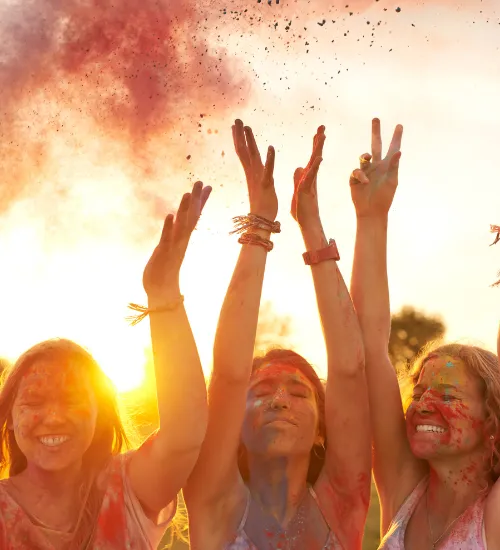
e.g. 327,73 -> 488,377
303,239 -> 340,265
238,232 -> 274,252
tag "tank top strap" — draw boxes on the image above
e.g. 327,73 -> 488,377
393,476 -> 429,523
237,488 -> 252,532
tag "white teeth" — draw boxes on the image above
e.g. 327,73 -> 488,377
416,425 -> 445,434
39,436 -> 69,447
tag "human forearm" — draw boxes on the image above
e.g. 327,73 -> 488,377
213,230 -> 270,382
149,284 -> 208,453
302,226 -> 364,374
350,215 -> 391,357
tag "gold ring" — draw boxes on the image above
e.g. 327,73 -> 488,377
359,155 -> 370,164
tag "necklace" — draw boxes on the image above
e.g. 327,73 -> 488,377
425,488 -> 464,549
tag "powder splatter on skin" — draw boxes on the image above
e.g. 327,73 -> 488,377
12,360 -> 98,472
407,357 -> 487,457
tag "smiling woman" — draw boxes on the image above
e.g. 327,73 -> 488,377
349,118 -> 500,550
0,181 -> 210,549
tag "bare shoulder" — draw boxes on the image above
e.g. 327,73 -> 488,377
187,478 -> 248,550
485,480 -> 500,550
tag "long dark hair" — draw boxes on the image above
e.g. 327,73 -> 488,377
0,338 -> 130,547
237,349 -> 327,485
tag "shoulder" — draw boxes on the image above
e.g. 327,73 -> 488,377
187,481 -> 249,549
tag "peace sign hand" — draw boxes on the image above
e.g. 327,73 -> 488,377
349,118 -> 403,219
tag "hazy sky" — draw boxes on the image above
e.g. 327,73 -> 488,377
0,0 -> 498,390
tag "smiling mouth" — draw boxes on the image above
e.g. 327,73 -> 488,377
415,424 -> 446,434
38,435 -> 70,447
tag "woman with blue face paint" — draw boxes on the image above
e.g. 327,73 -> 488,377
349,118 -> 500,549
184,120 -> 371,550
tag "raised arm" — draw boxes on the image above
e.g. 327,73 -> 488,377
349,119 -> 424,529
185,120 -> 278,510
291,127 -> 370,549
127,181 -> 211,514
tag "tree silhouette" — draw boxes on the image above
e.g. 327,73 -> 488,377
389,306 -> 446,373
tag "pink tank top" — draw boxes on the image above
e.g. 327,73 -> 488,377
224,486 -> 343,550
0,452 -> 176,550
378,477 -> 487,550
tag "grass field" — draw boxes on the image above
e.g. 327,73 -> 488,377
161,479 -> 382,549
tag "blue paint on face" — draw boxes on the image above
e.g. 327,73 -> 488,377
446,361 -> 454,368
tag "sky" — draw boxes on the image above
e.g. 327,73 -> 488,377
0,0 -> 499,391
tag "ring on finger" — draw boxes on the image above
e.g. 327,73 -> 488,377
359,154 -> 371,165
350,170 -> 361,183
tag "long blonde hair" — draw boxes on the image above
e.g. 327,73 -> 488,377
401,341 -> 500,480
0,338 -> 130,547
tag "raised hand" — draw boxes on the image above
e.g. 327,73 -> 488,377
143,181 -> 211,300
291,125 -> 325,232
350,118 -> 403,218
232,119 -> 277,221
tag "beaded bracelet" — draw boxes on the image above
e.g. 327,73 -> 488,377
231,214 -> 281,235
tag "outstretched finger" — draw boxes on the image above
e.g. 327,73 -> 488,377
191,180 -> 203,201
188,181 -> 204,227
386,124 -> 403,159
232,120 -> 251,170
349,168 -> 370,186
371,118 -> 382,162
308,126 -> 326,168
387,151 -> 402,181
174,192 -> 191,239
359,153 -> 372,170
159,213 -> 174,247
244,126 -> 262,165
262,146 -> 275,187
200,185 -> 212,212
300,157 -> 322,194
294,167 -> 304,193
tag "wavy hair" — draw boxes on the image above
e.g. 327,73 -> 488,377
401,341 -> 500,481
0,338 -> 130,548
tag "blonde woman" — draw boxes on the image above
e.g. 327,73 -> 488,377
349,118 -> 500,549
0,182 -> 210,549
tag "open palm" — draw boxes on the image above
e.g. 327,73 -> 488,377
143,181 -> 211,299
350,118 -> 403,218
232,119 -> 277,222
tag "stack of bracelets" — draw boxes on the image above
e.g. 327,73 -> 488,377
231,214 -> 281,251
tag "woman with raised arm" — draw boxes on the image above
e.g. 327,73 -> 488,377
184,120 -> 371,550
349,118 -> 500,549
0,182 -> 210,549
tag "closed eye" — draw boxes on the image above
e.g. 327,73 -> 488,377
443,394 -> 458,402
